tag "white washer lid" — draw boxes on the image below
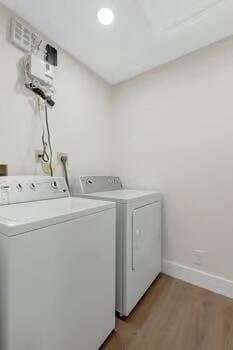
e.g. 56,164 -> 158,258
0,197 -> 115,237
76,189 -> 161,204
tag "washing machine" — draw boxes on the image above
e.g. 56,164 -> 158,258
74,176 -> 162,317
0,176 -> 116,350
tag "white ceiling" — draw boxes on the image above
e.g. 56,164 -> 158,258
1,0 -> 233,84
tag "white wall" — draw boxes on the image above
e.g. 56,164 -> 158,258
0,3 -> 113,187
1,1 -> 233,289
113,36 -> 233,281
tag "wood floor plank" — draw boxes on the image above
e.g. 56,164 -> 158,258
101,274 -> 233,350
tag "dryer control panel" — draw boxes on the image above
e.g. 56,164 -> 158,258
0,176 -> 69,205
80,176 -> 122,194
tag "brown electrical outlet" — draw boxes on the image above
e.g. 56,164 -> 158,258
0,164 -> 8,176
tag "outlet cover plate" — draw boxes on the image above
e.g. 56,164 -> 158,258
193,250 -> 205,267
35,150 -> 43,163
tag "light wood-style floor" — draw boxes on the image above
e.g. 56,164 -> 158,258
101,274 -> 233,350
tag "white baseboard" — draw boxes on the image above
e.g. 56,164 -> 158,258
162,259 -> 233,299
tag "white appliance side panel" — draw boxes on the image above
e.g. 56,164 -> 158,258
4,209 -> 116,350
124,201 -> 162,316
0,235 -> 9,350
115,204 -> 125,314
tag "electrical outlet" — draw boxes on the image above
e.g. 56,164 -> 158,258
193,250 -> 205,267
57,153 -> 68,165
0,164 -> 8,176
35,150 -> 43,163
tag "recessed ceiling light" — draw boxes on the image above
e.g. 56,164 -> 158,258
97,8 -> 115,25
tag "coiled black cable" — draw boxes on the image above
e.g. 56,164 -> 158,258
45,104 -> 53,177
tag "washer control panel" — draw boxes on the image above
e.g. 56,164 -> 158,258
80,176 -> 122,194
0,176 -> 69,205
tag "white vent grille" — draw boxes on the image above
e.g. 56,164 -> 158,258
11,17 -> 32,52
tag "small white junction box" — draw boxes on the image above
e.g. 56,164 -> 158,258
28,54 -> 54,85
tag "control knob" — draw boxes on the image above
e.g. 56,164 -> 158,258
30,183 -> 36,191
51,181 -> 58,189
16,184 -> 23,192
87,179 -> 94,185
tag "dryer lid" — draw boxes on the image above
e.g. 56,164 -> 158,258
77,189 -> 161,204
78,176 -> 161,204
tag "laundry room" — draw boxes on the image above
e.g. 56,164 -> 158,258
0,1 -> 233,350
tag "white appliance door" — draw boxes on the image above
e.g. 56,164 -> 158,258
126,201 -> 161,316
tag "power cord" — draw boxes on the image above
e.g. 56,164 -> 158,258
38,98 -> 49,163
41,123 -> 49,163
44,104 -> 53,177
61,155 -> 70,190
